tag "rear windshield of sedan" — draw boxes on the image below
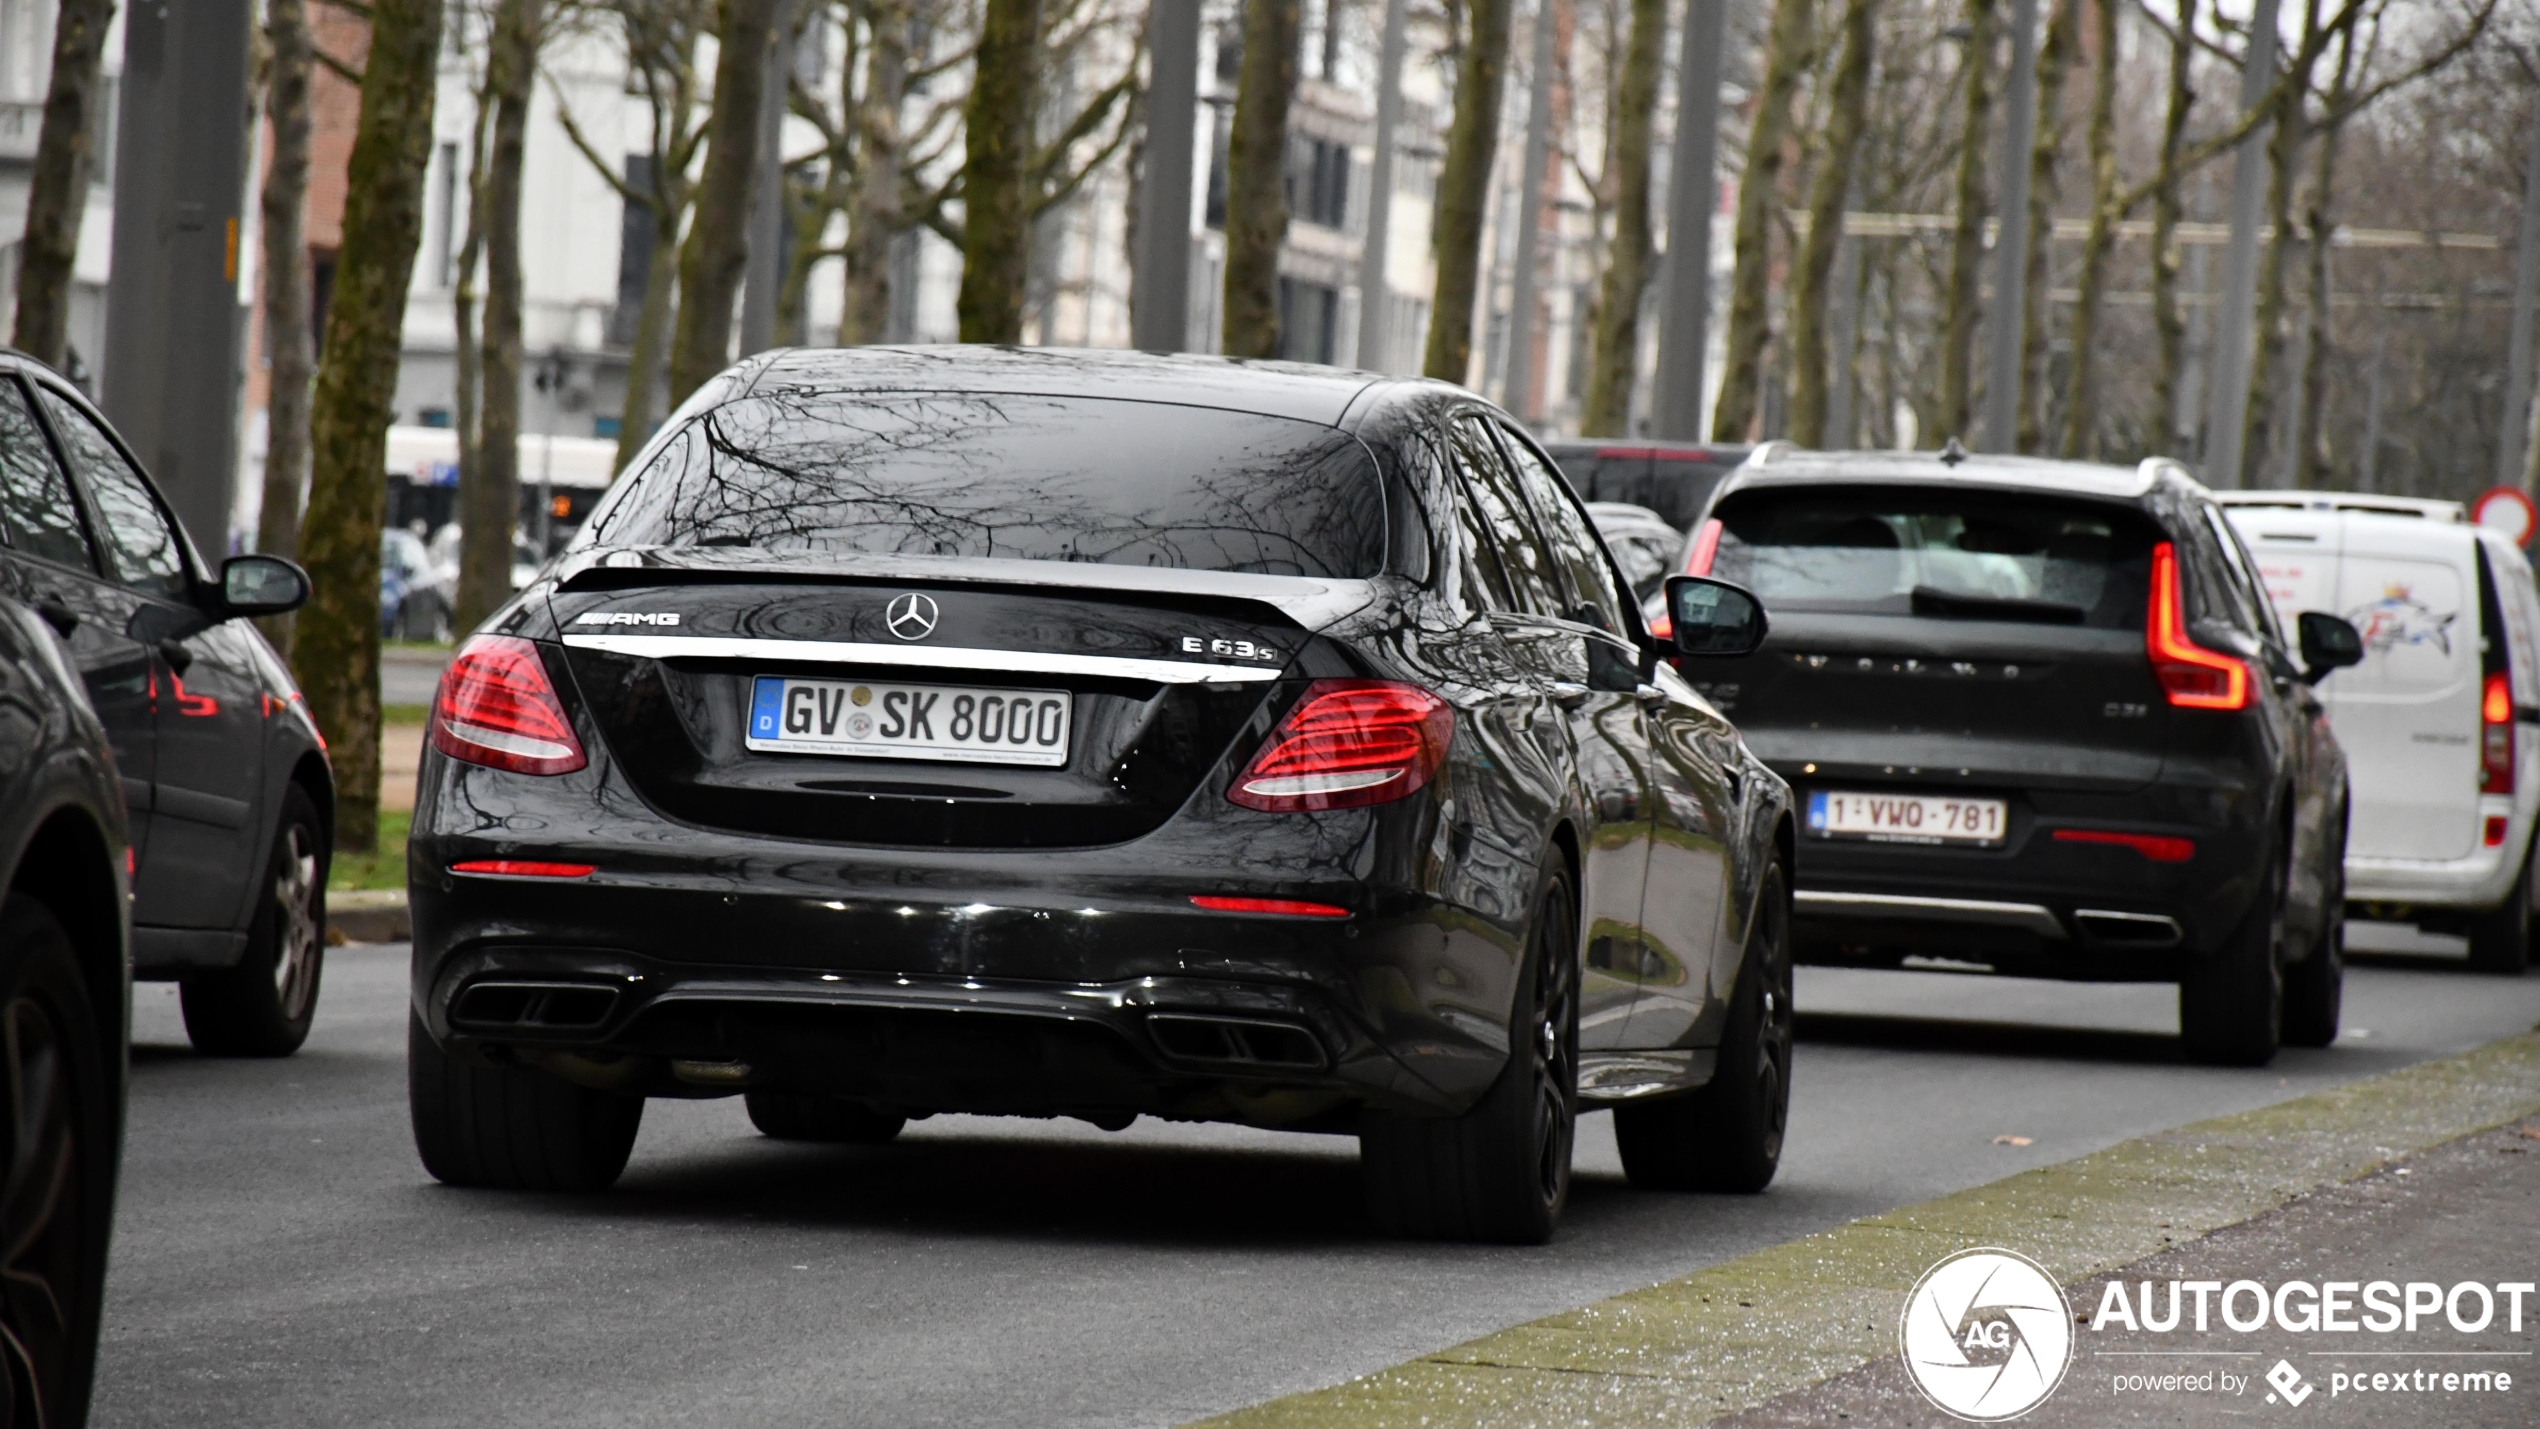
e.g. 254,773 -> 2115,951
584,390 -> 1386,579
1711,486 -> 2154,627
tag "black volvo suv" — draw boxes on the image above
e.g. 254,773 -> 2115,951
407,347 -> 1796,1242
1676,446 -> 2361,1066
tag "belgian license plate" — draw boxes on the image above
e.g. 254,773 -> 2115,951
1807,790 -> 2007,845
747,676 -> 1071,767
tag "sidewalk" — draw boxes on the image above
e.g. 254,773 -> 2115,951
1195,1030 -> 2540,1429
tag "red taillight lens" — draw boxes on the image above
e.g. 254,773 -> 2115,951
1685,518 -> 1724,576
449,860 -> 596,879
2484,816 -> 2510,848
430,635 -> 588,775
2482,672 -> 2515,794
2146,541 -> 2249,711
1189,895 -> 1351,918
1228,679 -> 1452,812
2052,828 -> 2196,863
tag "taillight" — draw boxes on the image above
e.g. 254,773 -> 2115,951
450,860 -> 596,879
2482,672 -> 2514,794
2052,828 -> 2195,863
1228,679 -> 1451,812
2146,541 -> 2249,711
1189,895 -> 1351,918
429,634 -> 588,775
1686,518 -> 1724,576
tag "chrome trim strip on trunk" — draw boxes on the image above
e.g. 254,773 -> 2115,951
558,632 -> 1283,685
1793,890 -> 2067,940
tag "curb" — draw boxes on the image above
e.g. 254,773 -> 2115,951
327,889 -> 409,945
1191,1028 -> 2540,1429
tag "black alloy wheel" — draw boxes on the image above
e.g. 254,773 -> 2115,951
2180,840 -> 2287,1066
0,895 -> 113,1429
182,785 -> 327,1057
744,1090 -> 906,1144
1616,862 -> 1794,1193
1359,868 -> 1579,1244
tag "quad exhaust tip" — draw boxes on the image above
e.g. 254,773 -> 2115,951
1146,1013 -> 1328,1070
450,980 -> 621,1032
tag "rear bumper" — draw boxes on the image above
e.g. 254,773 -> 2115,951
2346,795 -> 2528,911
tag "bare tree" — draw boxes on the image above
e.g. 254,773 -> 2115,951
669,0 -> 787,401
256,0 -> 317,601
1791,0 -> 1875,446
2057,0 -> 2121,455
296,0 -> 446,853
1424,0 -> 1514,382
11,0 -> 116,366
1579,0 -> 1662,436
1713,0 -> 1816,440
1223,0 -> 1301,357
458,0 -> 550,634
1938,0 -> 1999,446
2017,0 -> 2078,451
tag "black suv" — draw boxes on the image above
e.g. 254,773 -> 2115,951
1678,446 -> 2360,1066
0,352 -> 329,1054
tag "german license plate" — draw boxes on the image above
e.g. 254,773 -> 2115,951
1807,790 -> 2007,845
747,676 -> 1071,767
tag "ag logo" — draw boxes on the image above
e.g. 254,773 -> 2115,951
1901,1248 -> 2074,1421
885,592 -> 939,641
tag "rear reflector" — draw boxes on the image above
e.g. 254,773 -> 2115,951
430,634 -> 588,775
2052,828 -> 2195,863
1189,895 -> 1351,918
449,860 -> 597,879
2146,541 -> 2250,711
2482,672 -> 2515,795
1228,679 -> 1451,812
2485,815 -> 2510,848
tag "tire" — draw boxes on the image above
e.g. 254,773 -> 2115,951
2180,842 -> 2286,1066
1615,862 -> 1794,1193
181,784 -> 327,1057
1359,868 -> 1578,1244
2465,841 -> 2533,975
0,894 -> 116,1429
744,1090 -> 905,1144
2283,824 -> 2345,1048
408,1012 -> 643,1191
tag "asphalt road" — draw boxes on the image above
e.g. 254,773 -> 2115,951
96,937 -> 2540,1429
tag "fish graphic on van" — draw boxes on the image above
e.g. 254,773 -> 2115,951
2344,585 -> 2458,657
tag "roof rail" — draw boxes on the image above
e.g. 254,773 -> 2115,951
1747,439 -> 1794,468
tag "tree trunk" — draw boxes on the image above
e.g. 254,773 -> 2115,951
1579,0 -> 1664,437
2057,0 -> 2119,456
1937,0 -> 1999,446
840,0 -> 908,345
459,0 -> 545,636
2016,0 -> 2075,452
957,0 -> 1042,344
614,186 -> 681,473
10,0 -> 116,366
1222,0 -> 1301,359
671,0 -> 786,398
1710,0 -> 1812,441
295,0 -> 445,855
2293,35 -> 2355,489
1788,0 -> 1875,448
1422,0 -> 1514,383
2237,0 -> 2318,489
452,99 -> 490,536
2146,0 -> 2196,459
257,0 -> 316,600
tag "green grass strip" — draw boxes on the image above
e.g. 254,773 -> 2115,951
1193,1028 -> 2540,1429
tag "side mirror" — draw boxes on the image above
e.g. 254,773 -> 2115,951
2296,610 -> 2363,683
1663,574 -> 1768,658
220,554 -> 311,617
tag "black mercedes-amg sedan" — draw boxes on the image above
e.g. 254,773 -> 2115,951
406,347 -> 1794,1243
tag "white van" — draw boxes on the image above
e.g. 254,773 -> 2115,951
2221,493 -> 2540,972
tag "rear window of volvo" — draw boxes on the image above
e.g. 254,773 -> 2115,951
585,391 -> 1387,579
1711,488 -> 2154,628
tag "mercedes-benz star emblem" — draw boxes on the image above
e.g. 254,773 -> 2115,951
885,592 -> 940,641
